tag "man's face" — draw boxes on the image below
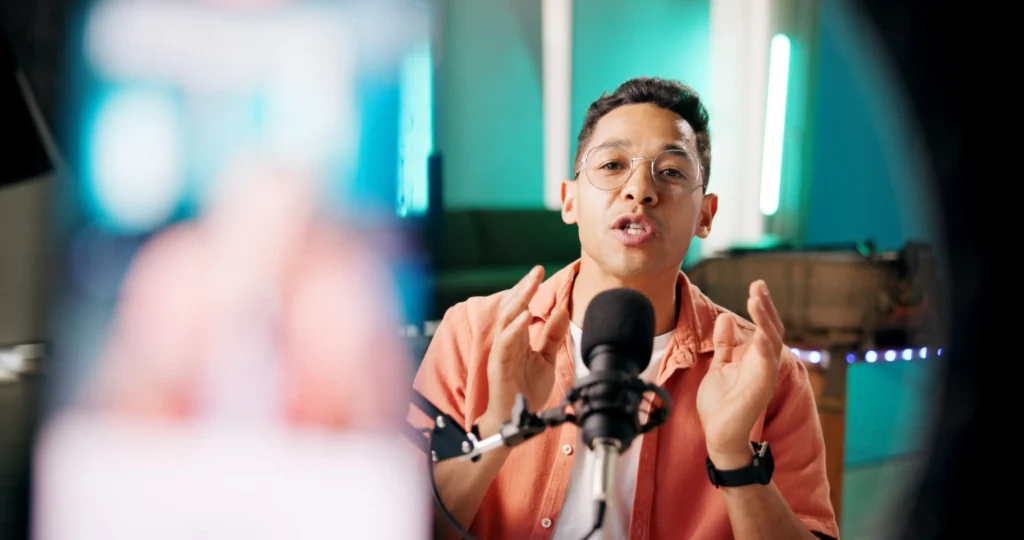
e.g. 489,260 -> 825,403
561,103 -> 717,279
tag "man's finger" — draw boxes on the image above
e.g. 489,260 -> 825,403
710,313 -> 735,368
536,306 -> 570,363
489,310 -> 531,379
499,266 -> 541,312
749,326 -> 778,364
496,266 -> 544,329
738,326 -> 780,396
749,280 -> 785,342
749,296 -> 783,364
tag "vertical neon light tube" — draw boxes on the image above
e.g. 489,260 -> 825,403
759,33 -> 791,216
398,41 -> 433,216
541,0 -> 572,210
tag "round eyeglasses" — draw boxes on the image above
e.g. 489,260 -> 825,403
574,144 -> 704,193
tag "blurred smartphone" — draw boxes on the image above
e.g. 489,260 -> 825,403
34,1 -> 438,538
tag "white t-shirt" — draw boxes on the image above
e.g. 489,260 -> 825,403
552,322 -> 673,540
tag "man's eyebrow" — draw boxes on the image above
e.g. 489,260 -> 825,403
593,137 -> 630,147
596,137 -> 632,148
594,138 -> 697,157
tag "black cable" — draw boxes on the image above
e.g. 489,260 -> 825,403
427,444 -> 478,540
580,501 -> 606,540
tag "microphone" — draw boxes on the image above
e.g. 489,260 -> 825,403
576,288 -> 656,537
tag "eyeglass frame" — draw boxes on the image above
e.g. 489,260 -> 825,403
572,143 -> 707,193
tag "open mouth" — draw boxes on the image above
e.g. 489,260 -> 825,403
619,222 -> 650,236
612,215 -> 654,234
611,215 -> 655,243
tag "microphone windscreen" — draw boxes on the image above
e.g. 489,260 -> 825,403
580,288 -> 656,372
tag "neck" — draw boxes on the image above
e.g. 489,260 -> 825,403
570,259 -> 680,336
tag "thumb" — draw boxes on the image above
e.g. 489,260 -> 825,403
711,313 -> 735,368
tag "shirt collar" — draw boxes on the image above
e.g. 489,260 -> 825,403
528,260 -> 732,370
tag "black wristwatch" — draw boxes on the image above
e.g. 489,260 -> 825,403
705,442 -> 774,488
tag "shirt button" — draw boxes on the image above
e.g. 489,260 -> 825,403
562,444 -> 573,455
541,518 -> 552,528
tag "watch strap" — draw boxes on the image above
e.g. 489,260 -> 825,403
705,441 -> 773,488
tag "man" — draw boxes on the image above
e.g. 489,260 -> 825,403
412,77 -> 838,539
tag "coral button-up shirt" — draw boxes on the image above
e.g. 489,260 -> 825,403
412,261 -> 839,539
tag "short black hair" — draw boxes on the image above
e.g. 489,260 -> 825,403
575,77 -> 712,190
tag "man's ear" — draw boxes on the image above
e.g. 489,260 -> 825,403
561,180 -> 578,224
696,192 -> 718,238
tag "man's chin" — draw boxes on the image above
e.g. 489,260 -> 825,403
581,244 -> 682,281
603,253 -> 667,280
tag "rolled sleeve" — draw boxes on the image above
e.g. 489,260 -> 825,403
408,304 -> 471,435
764,358 -> 841,539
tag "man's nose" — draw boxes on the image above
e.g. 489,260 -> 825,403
620,159 -> 659,205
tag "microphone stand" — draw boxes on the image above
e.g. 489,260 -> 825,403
590,439 -> 618,540
405,381 -> 672,540
403,390 -> 575,463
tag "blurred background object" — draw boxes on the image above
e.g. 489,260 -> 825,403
0,37 -> 51,189
688,241 -> 939,354
1,19 -> 57,540
1,19 -> 54,349
14,0 -> 438,538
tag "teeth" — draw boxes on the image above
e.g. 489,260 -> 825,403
624,225 -> 644,235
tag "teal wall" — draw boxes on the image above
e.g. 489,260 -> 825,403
569,0 -> 710,171
438,0 -> 544,209
436,0 -> 935,247
804,2 -> 935,252
437,0 -> 710,210
846,360 -> 940,465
